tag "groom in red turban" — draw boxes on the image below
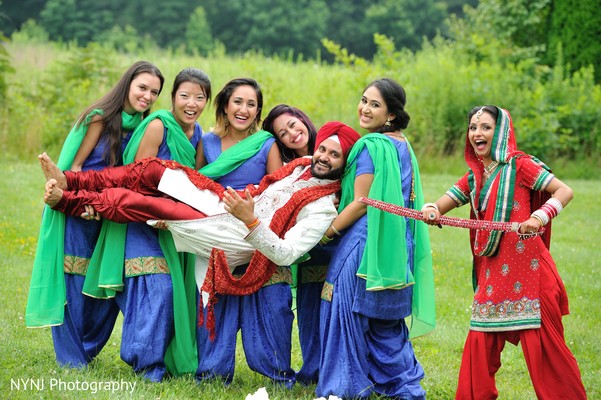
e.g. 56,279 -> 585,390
309,121 -> 361,180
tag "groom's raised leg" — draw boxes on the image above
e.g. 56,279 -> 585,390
48,186 -> 206,223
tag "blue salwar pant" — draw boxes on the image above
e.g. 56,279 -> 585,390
52,274 -> 119,367
116,273 -> 174,382
196,281 -> 295,388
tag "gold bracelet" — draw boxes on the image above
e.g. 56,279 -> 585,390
330,224 -> 341,236
531,214 -> 545,227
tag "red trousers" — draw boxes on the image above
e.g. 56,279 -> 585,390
455,262 -> 586,400
56,159 -> 206,223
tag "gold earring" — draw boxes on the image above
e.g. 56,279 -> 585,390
384,119 -> 391,127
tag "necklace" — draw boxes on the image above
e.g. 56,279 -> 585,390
226,131 -> 249,143
483,161 -> 499,174
385,132 -> 405,141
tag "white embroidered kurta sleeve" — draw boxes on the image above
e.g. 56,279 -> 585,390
244,195 -> 337,266
153,164 -> 338,268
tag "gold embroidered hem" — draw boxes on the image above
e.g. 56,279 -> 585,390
64,255 -> 89,275
299,264 -> 327,284
470,297 -> 541,332
233,265 -> 292,287
321,281 -> 333,301
125,256 -> 170,276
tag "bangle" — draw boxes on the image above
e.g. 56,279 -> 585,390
330,224 -> 342,236
421,202 -> 439,212
319,234 -> 333,246
531,198 -> 563,227
245,217 -> 260,230
540,197 -> 563,219
531,213 -> 545,227
530,209 -> 549,226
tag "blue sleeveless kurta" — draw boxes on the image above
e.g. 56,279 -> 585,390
201,132 -> 275,189
317,138 -> 426,399
51,135 -> 121,367
195,133 -> 296,388
116,122 -> 202,382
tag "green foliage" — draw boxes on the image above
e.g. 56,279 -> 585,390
447,0 -> 600,86
2,39 -> 601,177
0,0 -> 45,34
364,0 -> 447,51
0,33 -> 14,104
185,7 -> 213,56
322,0 -> 374,59
547,0 -> 601,83
445,0 -> 478,16
203,0 -> 330,58
517,61 -> 601,160
320,38 -> 370,70
39,0 -> 117,45
321,0 -> 452,59
134,0 -> 197,49
446,0 -> 550,64
97,25 -> 159,54
184,0 -> 239,53
27,43 -> 122,155
318,33 -> 601,167
9,19 -> 49,44
1,0 -> 600,72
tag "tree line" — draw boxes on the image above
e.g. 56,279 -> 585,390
2,0 -> 600,81
1,0 -> 476,58
2,0 -> 599,82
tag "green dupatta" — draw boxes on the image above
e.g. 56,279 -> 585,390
161,129 -> 272,373
198,130 -> 273,177
82,110 -> 197,297
83,109 -> 199,376
25,109 -> 143,328
339,133 -> 435,338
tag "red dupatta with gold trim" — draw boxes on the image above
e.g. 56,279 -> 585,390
465,107 -> 552,257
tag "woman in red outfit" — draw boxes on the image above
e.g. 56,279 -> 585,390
422,105 -> 586,399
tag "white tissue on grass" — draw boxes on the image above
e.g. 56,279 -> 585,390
245,387 -> 269,400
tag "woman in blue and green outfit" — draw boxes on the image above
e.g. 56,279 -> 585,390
115,67 -> 212,381
317,78 -> 436,399
73,67 -> 212,381
194,78 -> 296,387
26,61 -> 164,368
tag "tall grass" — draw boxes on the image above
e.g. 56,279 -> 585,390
1,160 -> 599,399
2,42 -> 600,178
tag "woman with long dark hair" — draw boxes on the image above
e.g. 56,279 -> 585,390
26,60 -> 164,370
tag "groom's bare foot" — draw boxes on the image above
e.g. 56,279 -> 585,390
39,152 -> 67,189
44,179 -> 63,208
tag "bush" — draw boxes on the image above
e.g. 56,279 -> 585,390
10,19 -> 49,45
26,43 -> 122,156
0,34 -> 15,104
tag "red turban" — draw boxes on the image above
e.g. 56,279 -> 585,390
314,121 -> 361,158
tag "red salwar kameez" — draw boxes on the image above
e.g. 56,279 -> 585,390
445,107 -> 586,400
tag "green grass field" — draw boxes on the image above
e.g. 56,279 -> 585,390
1,160 -> 599,399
